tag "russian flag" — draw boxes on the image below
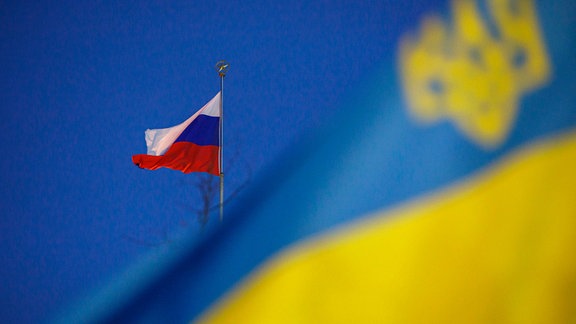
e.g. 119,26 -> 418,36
132,92 -> 221,175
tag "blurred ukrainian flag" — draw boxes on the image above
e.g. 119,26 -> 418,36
59,1 -> 576,323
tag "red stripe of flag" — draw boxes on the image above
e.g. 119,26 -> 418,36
132,142 -> 220,175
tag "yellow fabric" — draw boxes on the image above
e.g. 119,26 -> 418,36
199,131 -> 576,324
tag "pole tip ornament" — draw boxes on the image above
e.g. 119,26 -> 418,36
215,60 -> 229,77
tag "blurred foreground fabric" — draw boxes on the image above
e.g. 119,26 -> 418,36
57,1 -> 576,323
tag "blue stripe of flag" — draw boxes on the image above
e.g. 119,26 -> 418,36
175,114 -> 219,146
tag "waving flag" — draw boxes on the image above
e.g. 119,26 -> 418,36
60,1 -> 576,323
132,92 -> 221,175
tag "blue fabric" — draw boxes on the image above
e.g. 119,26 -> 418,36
175,115 -> 220,146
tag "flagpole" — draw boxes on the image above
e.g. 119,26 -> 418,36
216,61 -> 229,222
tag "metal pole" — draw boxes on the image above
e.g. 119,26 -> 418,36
215,61 -> 229,222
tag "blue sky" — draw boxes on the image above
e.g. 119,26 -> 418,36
0,0 -> 443,322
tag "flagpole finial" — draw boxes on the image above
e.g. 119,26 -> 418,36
215,60 -> 229,77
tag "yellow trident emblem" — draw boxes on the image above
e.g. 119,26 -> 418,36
399,0 -> 551,148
